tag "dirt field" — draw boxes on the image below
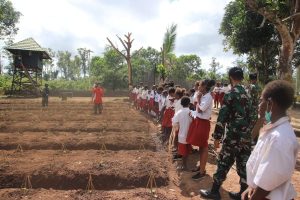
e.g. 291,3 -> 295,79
0,97 -> 299,199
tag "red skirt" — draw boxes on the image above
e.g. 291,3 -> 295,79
162,108 -> 175,128
149,98 -> 155,109
141,99 -> 147,108
187,118 -> 210,147
178,143 -> 192,157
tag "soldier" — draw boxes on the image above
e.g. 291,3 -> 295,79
42,84 -> 49,107
200,67 -> 253,200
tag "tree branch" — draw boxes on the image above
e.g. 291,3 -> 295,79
116,35 -> 128,51
282,12 -> 300,21
106,37 -> 127,59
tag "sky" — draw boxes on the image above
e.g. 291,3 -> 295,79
7,0 -> 239,71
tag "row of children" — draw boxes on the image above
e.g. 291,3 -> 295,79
130,67 -> 298,200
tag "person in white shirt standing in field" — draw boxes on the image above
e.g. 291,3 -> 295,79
243,80 -> 299,200
187,79 -> 215,180
172,96 -> 193,170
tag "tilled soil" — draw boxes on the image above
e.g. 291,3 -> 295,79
0,97 -> 299,200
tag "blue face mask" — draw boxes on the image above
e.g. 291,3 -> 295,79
265,101 -> 272,124
265,111 -> 272,124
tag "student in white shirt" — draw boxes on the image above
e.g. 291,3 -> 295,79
155,86 -> 163,120
171,88 -> 184,158
187,79 -> 214,180
161,87 -> 176,143
172,96 -> 193,170
192,81 -> 201,109
243,80 -> 299,200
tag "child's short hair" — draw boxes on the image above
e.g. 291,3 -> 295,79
175,88 -> 184,98
168,87 -> 176,94
157,86 -> 164,92
181,96 -> 190,107
202,79 -> 215,92
262,80 -> 294,110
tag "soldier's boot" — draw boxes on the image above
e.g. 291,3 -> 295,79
199,181 -> 221,199
228,182 -> 248,200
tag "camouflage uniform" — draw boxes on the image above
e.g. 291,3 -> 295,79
212,84 -> 253,185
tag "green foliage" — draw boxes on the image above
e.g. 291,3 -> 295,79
0,0 -> 21,39
220,0 -> 274,54
163,24 -> 177,54
0,74 -> 11,93
45,78 -> 92,90
131,47 -> 160,84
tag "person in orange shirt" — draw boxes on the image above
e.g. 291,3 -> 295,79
92,83 -> 104,114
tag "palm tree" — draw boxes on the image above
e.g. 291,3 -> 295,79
160,23 -> 177,82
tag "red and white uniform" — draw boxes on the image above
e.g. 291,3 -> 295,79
187,93 -> 213,147
172,107 -> 193,156
213,86 -> 221,101
162,95 -> 175,128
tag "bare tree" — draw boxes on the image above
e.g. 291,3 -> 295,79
107,33 -> 140,88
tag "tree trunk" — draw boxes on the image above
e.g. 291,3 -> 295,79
127,59 -> 132,87
275,22 -> 295,81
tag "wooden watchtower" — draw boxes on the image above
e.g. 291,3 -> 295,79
5,38 -> 51,96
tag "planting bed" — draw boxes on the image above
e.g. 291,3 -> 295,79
0,97 -> 178,200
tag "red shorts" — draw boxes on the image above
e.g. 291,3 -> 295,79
187,118 -> 210,147
162,108 -> 175,128
214,93 -> 220,101
178,143 -> 192,157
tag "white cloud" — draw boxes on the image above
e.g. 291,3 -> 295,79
7,0 -> 239,70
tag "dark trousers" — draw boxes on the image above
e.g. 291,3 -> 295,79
94,103 -> 103,114
42,96 -> 48,107
213,142 -> 251,185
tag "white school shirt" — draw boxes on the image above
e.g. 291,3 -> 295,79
165,95 -> 175,109
141,90 -> 148,99
137,87 -> 143,98
174,98 -> 183,114
154,93 -> 160,103
192,92 -> 213,120
150,90 -> 155,99
172,107 -> 192,144
213,86 -> 221,94
192,91 -> 199,105
159,95 -> 166,111
246,117 -> 299,200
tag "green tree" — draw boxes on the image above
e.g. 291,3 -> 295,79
56,51 -> 71,79
246,0 -> 300,80
208,57 -> 221,80
161,23 -> 177,82
0,0 -> 21,40
220,0 -> 278,82
131,47 -> 160,85
77,48 -> 93,77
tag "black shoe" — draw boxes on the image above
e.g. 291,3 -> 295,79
172,154 -> 182,161
192,171 -> 206,180
228,191 -> 241,200
199,189 -> 221,199
228,182 -> 248,200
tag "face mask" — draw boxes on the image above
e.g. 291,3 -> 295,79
265,100 -> 272,124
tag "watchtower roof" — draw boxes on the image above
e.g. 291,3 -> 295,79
5,37 -> 51,59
